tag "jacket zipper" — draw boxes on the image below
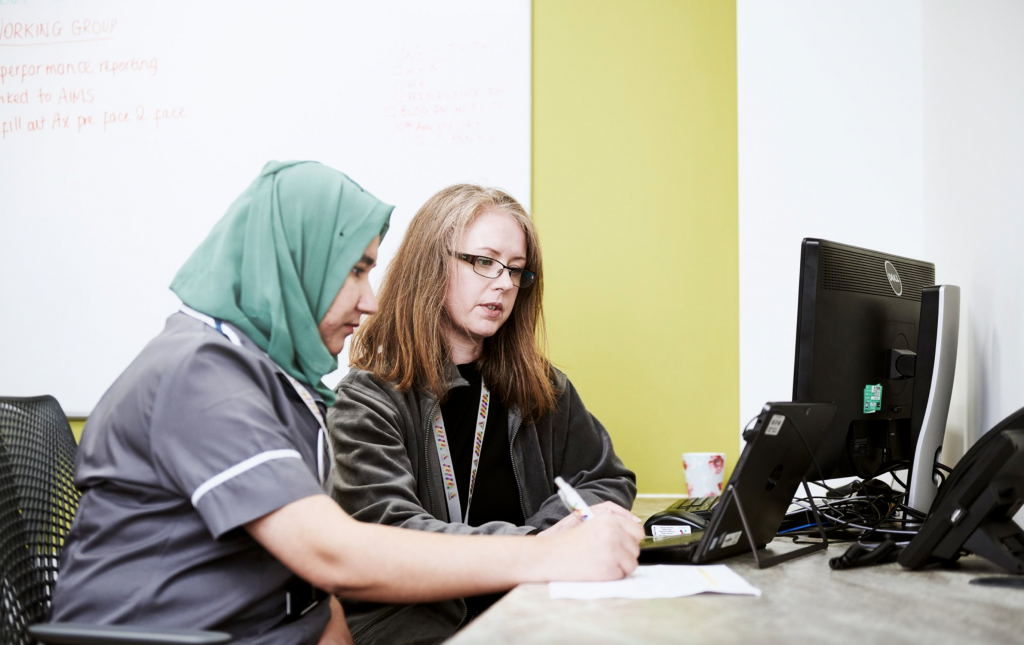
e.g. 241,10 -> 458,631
509,416 -> 527,522
457,597 -> 468,628
423,401 -> 440,516
351,603 -> 403,643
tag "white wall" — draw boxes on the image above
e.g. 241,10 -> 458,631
922,0 -> 1024,454
738,0 -> 1024,466
737,1 -> 926,428
0,1 -> 531,415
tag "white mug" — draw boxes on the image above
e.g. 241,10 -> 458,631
682,452 -> 727,498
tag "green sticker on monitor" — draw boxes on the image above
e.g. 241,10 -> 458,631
863,384 -> 882,413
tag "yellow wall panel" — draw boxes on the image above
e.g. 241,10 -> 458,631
533,0 -> 738,493
69,418 -> 85,443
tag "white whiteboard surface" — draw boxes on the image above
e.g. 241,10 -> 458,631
0,1 -> 531,416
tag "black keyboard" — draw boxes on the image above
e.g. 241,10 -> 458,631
667,496 -> 720,515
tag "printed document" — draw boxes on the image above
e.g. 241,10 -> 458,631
549,564 -> 761,600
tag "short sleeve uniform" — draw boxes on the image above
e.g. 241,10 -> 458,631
50,313 -> 331,645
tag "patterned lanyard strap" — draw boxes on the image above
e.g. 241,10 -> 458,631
431,381 -> 490,524
178,305 -> 334,491
278,370 -> 334,491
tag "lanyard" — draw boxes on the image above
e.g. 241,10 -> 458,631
278,370 -> 334,491
431,381 -> 490,524
178,305 -> 334,491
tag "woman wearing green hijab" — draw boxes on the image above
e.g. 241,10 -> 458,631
47,162 -> 642,645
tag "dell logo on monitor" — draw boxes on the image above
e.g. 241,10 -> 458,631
884,261 -> 903,296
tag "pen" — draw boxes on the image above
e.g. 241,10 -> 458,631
554,476 -> 594,521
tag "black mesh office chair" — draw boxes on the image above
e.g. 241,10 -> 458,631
0,395 -> 229,645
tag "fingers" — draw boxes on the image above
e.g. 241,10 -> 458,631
591,501 -> 643,524
593,513 -> 643,542
547,514 -> 642,581
630,519 -> 644,540
618,550 -> 638,577
614,517 -> 641,576
611,535 -> 639,578
595,515 -> 642,579
609,513 -> 645,542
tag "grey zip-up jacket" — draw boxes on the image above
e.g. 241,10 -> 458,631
327,365 -> 636,645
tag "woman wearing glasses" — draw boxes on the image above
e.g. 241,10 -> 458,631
328,185 -> 636,645
48,167 -> 641,645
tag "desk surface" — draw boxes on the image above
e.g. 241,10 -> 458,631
447,497 -> 1024,645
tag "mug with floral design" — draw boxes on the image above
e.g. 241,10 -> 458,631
681,452 -> 727,498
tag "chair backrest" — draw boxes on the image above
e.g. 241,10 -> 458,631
0,396 -> 80,645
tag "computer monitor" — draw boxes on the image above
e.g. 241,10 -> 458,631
792,239 -> 957,509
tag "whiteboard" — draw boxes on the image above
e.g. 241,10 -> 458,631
0,1 -> 531,416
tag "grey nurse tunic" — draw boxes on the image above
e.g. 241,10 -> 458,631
50,312 -> 333,645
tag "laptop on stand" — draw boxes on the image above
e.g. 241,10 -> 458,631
639,402 -> 836,567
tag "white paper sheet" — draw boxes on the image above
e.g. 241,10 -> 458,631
549,564 -> 761,600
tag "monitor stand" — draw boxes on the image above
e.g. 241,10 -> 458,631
906,285 -> 960,515
726,478 -> 829,569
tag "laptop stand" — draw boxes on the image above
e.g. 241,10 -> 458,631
723,477 -> 829,569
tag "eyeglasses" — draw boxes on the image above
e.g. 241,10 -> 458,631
455,252 -> 536,288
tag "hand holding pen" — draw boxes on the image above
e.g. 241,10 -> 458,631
541,477 -> 641,536
555,476 -> 595,521
535,477 -> 644,580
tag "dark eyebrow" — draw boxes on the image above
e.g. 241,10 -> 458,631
357,255 -> 377,268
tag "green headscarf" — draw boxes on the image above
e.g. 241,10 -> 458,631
170,161 -> 392,405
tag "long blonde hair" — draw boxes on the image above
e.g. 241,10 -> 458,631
350,184 -> 557,418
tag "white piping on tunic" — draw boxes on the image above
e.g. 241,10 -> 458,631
177,303 -> 334,491
191,449 -> 302,507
